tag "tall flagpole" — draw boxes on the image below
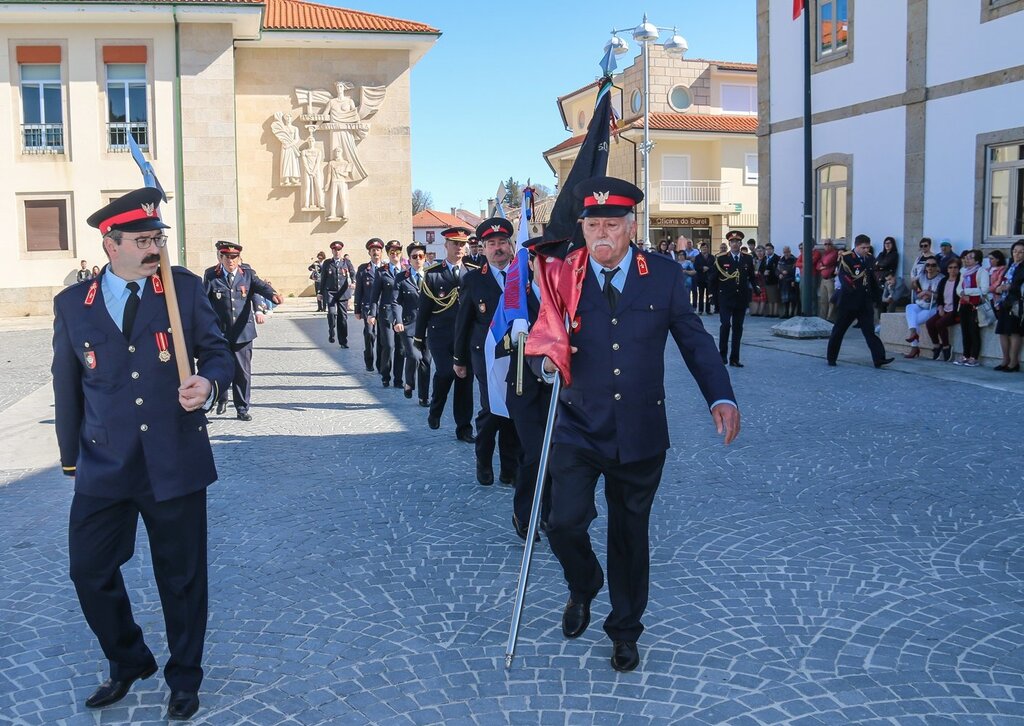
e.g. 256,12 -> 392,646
800,0 -> 815,316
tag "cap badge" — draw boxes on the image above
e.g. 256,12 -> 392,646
84,351 -> 97,369
491,224 -> 502,233
593,191 -> 610,205
141,202 -> 156,217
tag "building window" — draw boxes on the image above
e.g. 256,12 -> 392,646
25,199 -> 69,252
986,142 -> 1024,239
745,154 -> 759,185
817,0 -> 849,58
817,163 -> 849,245
982,0 -> 1024,23
721,84 -> 756,114
668,85 -> 692,112
20,64 -> 63,154
426,230 -> 435,243
630,89 -> 643,115
106,63 -> 148,151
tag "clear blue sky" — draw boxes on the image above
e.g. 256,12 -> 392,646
357,0 -> 757,215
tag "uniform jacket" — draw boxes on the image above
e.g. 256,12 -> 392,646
834,252 -> 882,310
52,268 -> 233,502
710,252 -> 757,307
452,264 -> 502,367
544,248 -> 735,464
759,253 -> 780,285
202,263 -> 277,345
394,267 -> 426,327
320,256 -> 356,298
354,262 -> 382,315
504,286 -> 550,421
368,264 -> 404,324
414,261 -> 479,345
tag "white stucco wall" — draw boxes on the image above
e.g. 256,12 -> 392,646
767,0 -> 804,123
923,79 -> 1024,250
927,3 -> 1024,86
768,127 -> 804,245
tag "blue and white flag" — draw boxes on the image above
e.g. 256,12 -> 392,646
485,187 -> 533,418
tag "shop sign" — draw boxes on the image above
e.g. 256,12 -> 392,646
652,217 -> 711,226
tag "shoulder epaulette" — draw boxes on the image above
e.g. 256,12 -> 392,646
425,261 -> 444,272
464,261 -> 481,270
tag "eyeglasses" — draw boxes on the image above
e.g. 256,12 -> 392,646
919,244 -> 929,249
924,263 -> 938,268
410,253 -> 425,259
131,234 -> 168,250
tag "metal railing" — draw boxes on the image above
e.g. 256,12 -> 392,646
22,124 -> 64,154
107,122 -> 149,152
659,180 -> 731,205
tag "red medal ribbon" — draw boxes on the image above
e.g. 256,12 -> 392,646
155,331 -> 169,352
151,274 -> 164,294
637,253 -> 649,277
84,281 -> 98,306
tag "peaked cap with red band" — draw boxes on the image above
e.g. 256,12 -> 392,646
87,187 -> 170,234
385,239 -> 403,252
440,226 -> 473,244
330,240 -> 344,250
365,237 -> 384,250
475,217 -> 514,242
573,175 -> 644,219
215,240 -> 243,254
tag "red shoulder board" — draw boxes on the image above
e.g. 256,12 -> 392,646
637,253 -> 649,277
84,281 -> 98,307
151,274 -> 165,295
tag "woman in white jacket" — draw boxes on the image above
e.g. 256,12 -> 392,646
955,249 -> 990,367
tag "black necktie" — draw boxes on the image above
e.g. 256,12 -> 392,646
601,268 -> 620,311
453,265 -> 460,280
227,272 -> 235,286
123,281 -> 140,339
500,270 -> 507,287
734,254 -> 739,263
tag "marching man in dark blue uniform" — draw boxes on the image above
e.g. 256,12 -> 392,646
320,240 -> 356,347
826,233 -> 894,368
394,242 -> 432,404
354,238 -> 385,372
454,218 -> 522,486
203,241 -> 281,421
709,230 -> 757,367
52,188 -> 233,720
528,176 -> 740,673
367,240 -> 407,388
414,227 -> 478,442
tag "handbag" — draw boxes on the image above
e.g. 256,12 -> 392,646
977,297 -> 996,327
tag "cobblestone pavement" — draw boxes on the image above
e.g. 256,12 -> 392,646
0,329 -> 52,413
1,306 -> 1023,725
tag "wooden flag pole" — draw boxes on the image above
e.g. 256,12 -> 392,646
158,245 -> 190,385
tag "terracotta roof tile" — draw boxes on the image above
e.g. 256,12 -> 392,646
264,0 -> 438,33
713,61 -> 757,72
412,210 -> 470,229
543,113 -> 757,157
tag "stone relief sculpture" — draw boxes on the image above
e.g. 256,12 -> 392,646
270,112 -> 302,187
272,80 -> 387,221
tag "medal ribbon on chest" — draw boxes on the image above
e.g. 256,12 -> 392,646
155,331 -> 172,363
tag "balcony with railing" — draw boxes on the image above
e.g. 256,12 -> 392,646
658,180 -> 732,208
107,122 -> 149,152
22,124 -> 64,154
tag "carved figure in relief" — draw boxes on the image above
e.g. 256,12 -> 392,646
324,148 -> 353,222
299,128 -> 325,211
270,112 -> 302,187
294,81 -> 387,184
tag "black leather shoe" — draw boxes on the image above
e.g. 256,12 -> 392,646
611,640 -> 640,672
427,416 -> 440,430
340,343 -> 348,349
382,380 -> 390,388
456,430 -> 476,444
874,357 -> 895,368
512,514 -> 540,542
729,360 -> 744,368
721,356 -> 728,365
418,399 -> 429,408
328,334 -> 335,343
365,364 -> 374,372
404,387 -> 413,399
476,462 -> 494,486
166,690 -> 200,721
562,596 -> 592,639
84,663 -> 157,708
498,470 -> 516,485
827,360 -> 837,367
215,401 -> 227,415
236,411 -> 252,421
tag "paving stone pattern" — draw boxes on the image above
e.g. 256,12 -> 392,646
1,309 -> 1022,725
0,329 -> 52,413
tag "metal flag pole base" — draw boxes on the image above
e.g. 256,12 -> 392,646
504,372 -> 562,669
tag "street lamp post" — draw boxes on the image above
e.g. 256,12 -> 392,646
605,15 -> 687,248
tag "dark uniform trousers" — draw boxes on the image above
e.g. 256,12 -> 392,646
826,255 -> 887,364
68,460 -> 208,693
377,320 -> 404,387
826,302 -> 886,363
471,350 -> 519,474
428,336 -> 473,434
226,341 -> 253,412
718,302 -> 746,363
325,290 -> 348,345
398,327 -> 430,400
547,444 -> 665,642
507,371 -> 553,527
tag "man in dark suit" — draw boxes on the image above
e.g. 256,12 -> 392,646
52,188 -> 233,720
826,233 -> 894,368
709,230 -> 757,367
354,238 -> 384,372
367,240 -> 407,388
414,227 -> 478,442
532,176 -> 740,673
453,218 -> 522,486
465,235 -> 486,267
394,242 -> 431,404
320,240 -> 356,347
203,241 -> 280,421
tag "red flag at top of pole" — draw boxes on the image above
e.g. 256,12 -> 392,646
793,0 -> 805,19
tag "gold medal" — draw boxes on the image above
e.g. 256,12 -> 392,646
159,350 -> 171,363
